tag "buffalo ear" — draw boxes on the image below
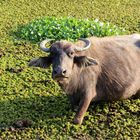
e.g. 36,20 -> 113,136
74,56 -> 98,67
29,56 -> 52,68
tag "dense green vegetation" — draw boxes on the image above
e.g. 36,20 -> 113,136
0,0 -> 140,139
17,17 -> 124,42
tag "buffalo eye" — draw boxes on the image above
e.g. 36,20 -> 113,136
68,52 -> 74,57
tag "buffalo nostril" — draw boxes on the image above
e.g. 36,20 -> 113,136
62,69 -> 67,75
54,67 -> 67,76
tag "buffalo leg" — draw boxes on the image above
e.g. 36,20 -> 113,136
74,93 -> 93,124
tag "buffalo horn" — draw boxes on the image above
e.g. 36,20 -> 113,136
40,39 -> 54,52
75,38 -> 91,52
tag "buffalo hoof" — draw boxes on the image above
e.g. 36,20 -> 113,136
73,117 -> 83,125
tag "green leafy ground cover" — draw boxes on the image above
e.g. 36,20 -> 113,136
0,0 -> 140,139
17,17 -> 124,42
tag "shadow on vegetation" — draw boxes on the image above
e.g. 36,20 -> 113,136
0,92 -> 139,127
0,83 -> 139,138
0,93 -> 70,127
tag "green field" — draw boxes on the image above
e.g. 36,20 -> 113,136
0,0 -> 140,139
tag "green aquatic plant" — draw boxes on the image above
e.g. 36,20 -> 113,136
18,17 -> 125,42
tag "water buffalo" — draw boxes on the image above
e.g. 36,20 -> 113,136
29,34 -> 140,124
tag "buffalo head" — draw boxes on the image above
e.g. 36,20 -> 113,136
29,38 -> 98,83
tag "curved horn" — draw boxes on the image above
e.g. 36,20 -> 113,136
75,38 -> 91,52
40,39 -> 54,52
